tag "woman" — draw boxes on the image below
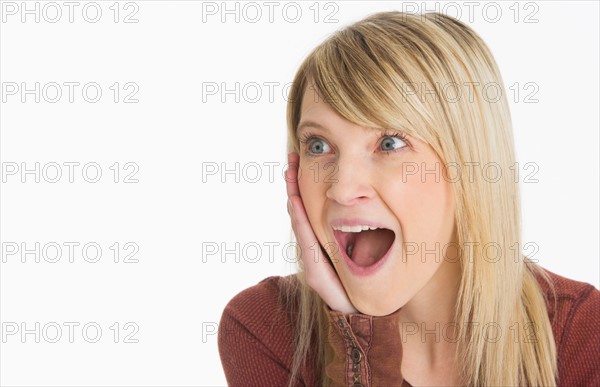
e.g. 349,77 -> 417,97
218,11 -> 600,386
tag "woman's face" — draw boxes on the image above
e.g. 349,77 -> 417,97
297,86 -> 458,316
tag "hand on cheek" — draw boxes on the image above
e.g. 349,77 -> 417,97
286,152 -> 357,315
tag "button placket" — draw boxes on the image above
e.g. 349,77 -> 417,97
337,317 -> 365,387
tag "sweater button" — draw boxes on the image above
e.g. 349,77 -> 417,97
351,348 -> 362,363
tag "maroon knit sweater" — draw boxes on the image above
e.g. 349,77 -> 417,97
218,267 -> 600,386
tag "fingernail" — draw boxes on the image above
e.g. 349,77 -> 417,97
287,199 -> 293,216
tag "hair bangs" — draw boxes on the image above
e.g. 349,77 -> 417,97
294,28 -> 439,145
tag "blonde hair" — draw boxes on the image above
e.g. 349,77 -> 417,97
283,11 -> 558,386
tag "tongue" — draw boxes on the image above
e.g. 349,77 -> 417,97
350,229 -> 395,267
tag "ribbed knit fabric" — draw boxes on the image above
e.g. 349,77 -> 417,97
218,267 -> 600,386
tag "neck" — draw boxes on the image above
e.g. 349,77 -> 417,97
398,257 -> 462,366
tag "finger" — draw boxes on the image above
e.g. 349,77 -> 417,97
285,152 -> 357,314
289,196 -> 357,314
285,152 -> 300,198
288,151 -> 299,168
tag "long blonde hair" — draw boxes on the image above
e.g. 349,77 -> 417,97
283,11 -> 558,386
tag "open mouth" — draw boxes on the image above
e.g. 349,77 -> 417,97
333,226 -> 395,268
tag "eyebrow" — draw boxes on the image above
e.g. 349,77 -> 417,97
297,120 -> 390,136
297,120 -> 328,134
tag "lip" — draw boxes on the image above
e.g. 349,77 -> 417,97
330,218 -> 396,277
330,218 -> 392,229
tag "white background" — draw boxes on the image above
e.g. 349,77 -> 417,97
0,1 -> 598,386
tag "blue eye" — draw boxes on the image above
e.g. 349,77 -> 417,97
380,135 -> 407,151
298,132 -> 331,156
309,139 -> 330,154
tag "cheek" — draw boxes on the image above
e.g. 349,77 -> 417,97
297,161 -> 327,228
297,161 -> 318,202
381,164 -> 455,243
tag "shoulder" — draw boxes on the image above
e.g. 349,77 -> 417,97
533,266 -> 600,385
533,266 -> 600,327
218,276 -> 302,385
219,275 -> 299,329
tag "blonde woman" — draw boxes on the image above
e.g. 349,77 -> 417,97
218,11 -> 600,386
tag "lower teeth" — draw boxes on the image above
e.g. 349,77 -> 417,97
346,243 -> 354,258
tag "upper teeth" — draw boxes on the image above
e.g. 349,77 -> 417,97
333,225 -> 380,232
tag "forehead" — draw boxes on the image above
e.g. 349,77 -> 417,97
300,87 -> 332,116
300,82 -> 327,109
298,90 -> 349,135
298,83 -> 386,136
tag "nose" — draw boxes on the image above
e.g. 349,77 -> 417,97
325,155 -> 374,206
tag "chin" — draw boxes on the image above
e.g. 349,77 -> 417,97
351,295 -> 404,316
342,271 -> 410,316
